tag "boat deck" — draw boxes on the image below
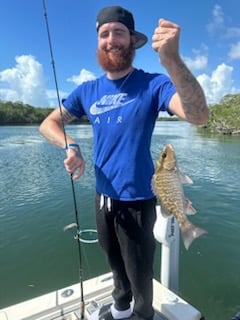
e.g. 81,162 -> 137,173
0,273 -> 202,320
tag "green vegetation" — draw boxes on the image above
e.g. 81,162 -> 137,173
0,101 -> 86,124
0,101 -> 53,124
203,94 -> 240,135
0,94 -> 240,134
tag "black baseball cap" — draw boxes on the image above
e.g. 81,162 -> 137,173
96,6 -> 148,49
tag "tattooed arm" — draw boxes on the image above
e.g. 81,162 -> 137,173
39,106 -> 85,179
166,59 -> 208,125
39,106 -> 76,148
152,19 -> 209,125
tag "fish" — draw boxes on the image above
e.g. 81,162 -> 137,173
152,144 -> 207,250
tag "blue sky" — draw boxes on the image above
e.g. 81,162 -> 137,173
0,0 -> 239,108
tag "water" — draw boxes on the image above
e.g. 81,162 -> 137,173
0,122 -> 240,319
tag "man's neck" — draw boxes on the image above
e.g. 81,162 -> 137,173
106,66 -> 133,80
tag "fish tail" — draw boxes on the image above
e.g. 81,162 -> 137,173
181,221 -> 207,250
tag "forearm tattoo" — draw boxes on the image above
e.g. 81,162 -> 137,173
177,61 -> 206,117
168,59 -> 208,124
60,107 -> 77,125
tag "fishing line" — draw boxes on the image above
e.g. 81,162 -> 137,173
42,0 -> 85,318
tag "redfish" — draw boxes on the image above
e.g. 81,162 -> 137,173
152,144 -> 207,250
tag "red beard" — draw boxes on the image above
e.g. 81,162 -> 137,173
97,42 -> 135,72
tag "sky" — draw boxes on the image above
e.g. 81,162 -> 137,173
0,0 -> 239,108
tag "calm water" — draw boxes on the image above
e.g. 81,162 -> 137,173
0,122 -> 240,319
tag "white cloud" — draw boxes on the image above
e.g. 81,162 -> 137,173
67,69 -> 96,85
228,42 -> 240,60
207,4 -> 224,34
184,54 -> 208,71
197,63 -> 237,104
0,55 -> 68,107
0,56 -> 97,107
224,27 -> 240,39
201,5 -> 240,103
182,44 -> 208,71
0,55 -> 48,107
0,55 -> 96,107
207,4 -> 240,39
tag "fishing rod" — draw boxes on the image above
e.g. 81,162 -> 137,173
41,0 -> 85,318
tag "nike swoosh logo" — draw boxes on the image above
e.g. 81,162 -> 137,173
90,99 -> 135,115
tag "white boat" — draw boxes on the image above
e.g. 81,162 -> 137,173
0,207 -> 204,320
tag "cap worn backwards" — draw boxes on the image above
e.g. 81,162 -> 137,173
96,6 -> 148,49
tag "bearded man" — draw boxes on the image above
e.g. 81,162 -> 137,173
40,6 -> 208,320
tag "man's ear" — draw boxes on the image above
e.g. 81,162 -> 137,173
131,34 -> 137,47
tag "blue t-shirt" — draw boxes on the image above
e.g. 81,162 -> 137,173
63,68 -> 176,200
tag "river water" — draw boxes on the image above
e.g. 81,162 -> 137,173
0,122 -> 240,319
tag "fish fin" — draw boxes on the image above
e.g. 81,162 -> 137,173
185,198 -> 197,215
160,205 -> 173,218
151,175 -> 159,197
179,171 -> 193,184
181,222 -> 207,250
151,177 -> 157,196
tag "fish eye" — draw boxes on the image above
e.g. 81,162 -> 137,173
162,152 -> 167,159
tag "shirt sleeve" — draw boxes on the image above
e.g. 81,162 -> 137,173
150,73 -> 176,115
157,78 -> 176,115
62,86 -> 85,119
